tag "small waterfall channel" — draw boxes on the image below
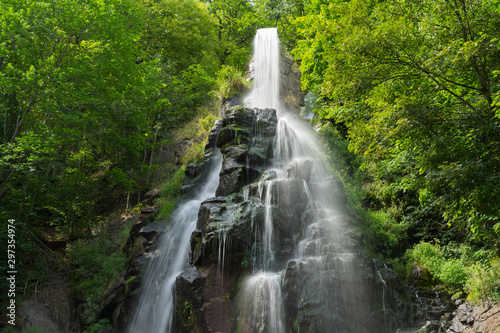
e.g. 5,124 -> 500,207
126,152 -> 222,333
126,28 -> 393,333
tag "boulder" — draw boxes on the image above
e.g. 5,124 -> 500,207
215,106 -> 277,196
175,267 -> 209,333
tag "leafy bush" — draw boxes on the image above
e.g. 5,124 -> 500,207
466,258 -> 500,303
82,319 -> 114,333
438,259 -> 467,286
156,165 -> 187,220
407,241 -> 500,302
211,65 -> 249,104
22,328 -> 54,333
66,231 -> 128,325
408,241 -> 444,275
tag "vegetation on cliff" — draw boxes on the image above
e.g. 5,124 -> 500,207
293,0 -> 500,303
1,0 -> 500,330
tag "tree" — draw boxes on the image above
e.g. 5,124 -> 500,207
0,0 -> 162,234
207,0 -> 261,69
293,0 -> 500,246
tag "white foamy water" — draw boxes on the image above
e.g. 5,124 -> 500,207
238,27 -> 361,332
126,152 -> 222,333
246,28 -> 282,112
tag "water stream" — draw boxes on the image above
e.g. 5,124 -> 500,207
238,27 -> 364,332
128,27 -> 378,333
126,152 -> 222,333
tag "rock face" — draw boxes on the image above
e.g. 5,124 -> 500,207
279,54 -> 304,113
247,53 -> 304,114
99,209 -> 165,332
19,267 -> 78,333
215,105 -> 277,196
173,106 -> 395,333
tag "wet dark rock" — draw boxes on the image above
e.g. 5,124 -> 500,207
175,267 -> 209,333
286,159 -> 313,182
139,221 -> 165,243
283,256 -> 376,333
206,119 -> 222,152
196,197 -> 226,233
215,106 -> 277,196
221,94 -> 242,113
185,163 -> 200,178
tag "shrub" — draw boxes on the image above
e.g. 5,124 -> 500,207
66,232 -> 127,325
211,65 -> 249,104
466,258 -> 500,303
156,165 -> 187,220
82,319 -> 114,333
407,241 -> 444,275
438,259 -> 467,286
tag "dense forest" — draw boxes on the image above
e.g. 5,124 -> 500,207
0,0 -> 499,331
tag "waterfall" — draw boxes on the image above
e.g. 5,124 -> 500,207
246,28 -> 281,112
237,27 -> 372,332
127,27 -> 382,333
125,152 -> 222,333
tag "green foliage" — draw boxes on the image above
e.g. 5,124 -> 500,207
211,65 -> 249,104
156,108 -> 219,219
0,0 -> 165,236
208,0 -> 261,69
0,0 -> 236,238
82,319 -> 114,333
22,328 -> 54,333
253,0 -> 304,50
407,241 -> 500,301
66,232 -> 127,324
294,0 -> 500,249
174,109 -> 219,165
139,0 -> 218,71
157,165 -> 187,220
466,258 -> 500,303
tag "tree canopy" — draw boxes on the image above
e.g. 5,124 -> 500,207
0,0 -> 266,235
292,0 -> 500,248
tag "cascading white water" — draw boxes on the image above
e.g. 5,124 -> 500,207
246,28 -> 282,112
238,27 -> 366,332
126,152 -> 222,333
127,27 -> 373,333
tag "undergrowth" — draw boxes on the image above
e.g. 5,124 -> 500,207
66,218 -> 133,325
210,65 -> 249,106
317,121 -> 500,303
407,241 -> 500,303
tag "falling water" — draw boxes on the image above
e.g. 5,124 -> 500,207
238,27 -> 371,332
126,152 -> 222,333
128,27 -> 379,333
246,28 -> 281,112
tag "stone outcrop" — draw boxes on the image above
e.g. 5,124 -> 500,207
99,207 -> 165,332
447,302 -> 500,333
214,105 -> 277,196
279,54 -> 304,113
19,267 -> 78,333
173,106 -> 394,333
